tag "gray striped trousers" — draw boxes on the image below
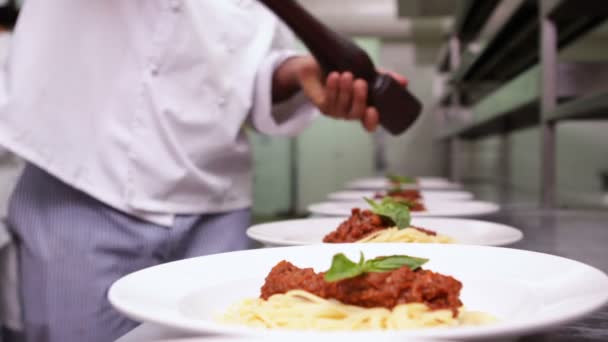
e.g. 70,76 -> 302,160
7,164 -> 252,342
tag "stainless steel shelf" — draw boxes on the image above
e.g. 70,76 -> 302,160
547,91 -> 608,122
451,0 -> 606,86
438,100 -> 539,140
452,0 -> 502,43
438,0 -> 608,133
437,0 -> 501,73
439,62 -> 608,139
438,0 -> 608,203
549,0 -> 608,50
437,45 -> 450,73
451,0 -> 538,84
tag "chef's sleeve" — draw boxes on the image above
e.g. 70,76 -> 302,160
248,19 -> 318,137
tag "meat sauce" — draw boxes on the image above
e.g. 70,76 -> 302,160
374,190 -> 426,212
403,200 -> 426,212
260,261 -> 463,315
322,208 -> 437,243
375,189 -> 422,200
323,209 -> 387,243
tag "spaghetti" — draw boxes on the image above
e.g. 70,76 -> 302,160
221,290 -> 495,331
357,227 -> 455,244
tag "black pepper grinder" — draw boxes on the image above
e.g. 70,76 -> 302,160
258,0 -> 422,135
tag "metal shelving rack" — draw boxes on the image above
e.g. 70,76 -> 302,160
437,0 -> 608,208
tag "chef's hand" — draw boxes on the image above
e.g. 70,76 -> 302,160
293,55 -> 407,132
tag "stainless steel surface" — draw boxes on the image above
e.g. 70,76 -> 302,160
373,130 -> 388,175
540,3 -> 558,209
539,121 -> 556,208
547,90 -> 608,122
450,0 -> 501,43
498,132 -> 511,187
466,182 -> 608,341
448,36 -> 469,123
448,138 -> 461,183
437,43 -> 450,73
447,35 -> 462,183
397,0 -> 458,18
438,62 -> 608,141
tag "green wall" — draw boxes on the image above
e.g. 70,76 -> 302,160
249,132 -> 292,216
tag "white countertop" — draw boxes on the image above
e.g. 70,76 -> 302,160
116,323 -> 455,342
116,324 -> 209,342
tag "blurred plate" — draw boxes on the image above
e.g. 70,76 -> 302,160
328,190 -> 474,202
346,177 -> 462,190
247,217 -> 523,247
308,200 -> 500,218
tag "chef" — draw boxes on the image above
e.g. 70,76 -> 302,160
0,1 -> 407,342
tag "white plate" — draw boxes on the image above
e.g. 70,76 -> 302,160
328,190 -> 474,202
246,217 -> 523,247
308,200 -> 500,218
109,244 -> 608,341
346,177 -> 462,190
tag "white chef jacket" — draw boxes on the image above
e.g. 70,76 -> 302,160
0,0 -> 316,226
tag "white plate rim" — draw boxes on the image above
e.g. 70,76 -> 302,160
327,190 -> 475,202
345,178 -> 463,191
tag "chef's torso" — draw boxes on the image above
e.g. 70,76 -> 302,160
0,0 -> 311,225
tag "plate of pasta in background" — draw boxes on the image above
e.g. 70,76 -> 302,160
346,175 -> 462,191
246,217 -> 523,247
108,243 -> 608,341
249,197 -> 520,246
307,198 -> 500,218
327,189 -> 474,202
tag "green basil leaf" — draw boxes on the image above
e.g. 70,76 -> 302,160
324,253 -> 363,282
324,252 -> 430,282
364,255 -> 429,272
365,197 -> 411,229
387,174 -> 415,184
392,197 -> 417,209
364,197 -> 380,211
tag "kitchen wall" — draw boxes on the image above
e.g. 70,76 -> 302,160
249,132 -> 293,217
380,41 -> 446,177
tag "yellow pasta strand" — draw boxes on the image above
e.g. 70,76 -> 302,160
357,227 -> 455,244
220,290 -> 495,331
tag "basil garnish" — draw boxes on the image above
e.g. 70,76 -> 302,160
324,252 -> 428,282
364,197 -> 411,229
387,174 -> 415,184
392,197 -> 418,209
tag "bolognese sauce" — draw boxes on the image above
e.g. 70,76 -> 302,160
322,208 -> 438,243
375,189 -> 422,200
323,209 -> 388,243
374,190 -> 426,212
260,261 -> 463,315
